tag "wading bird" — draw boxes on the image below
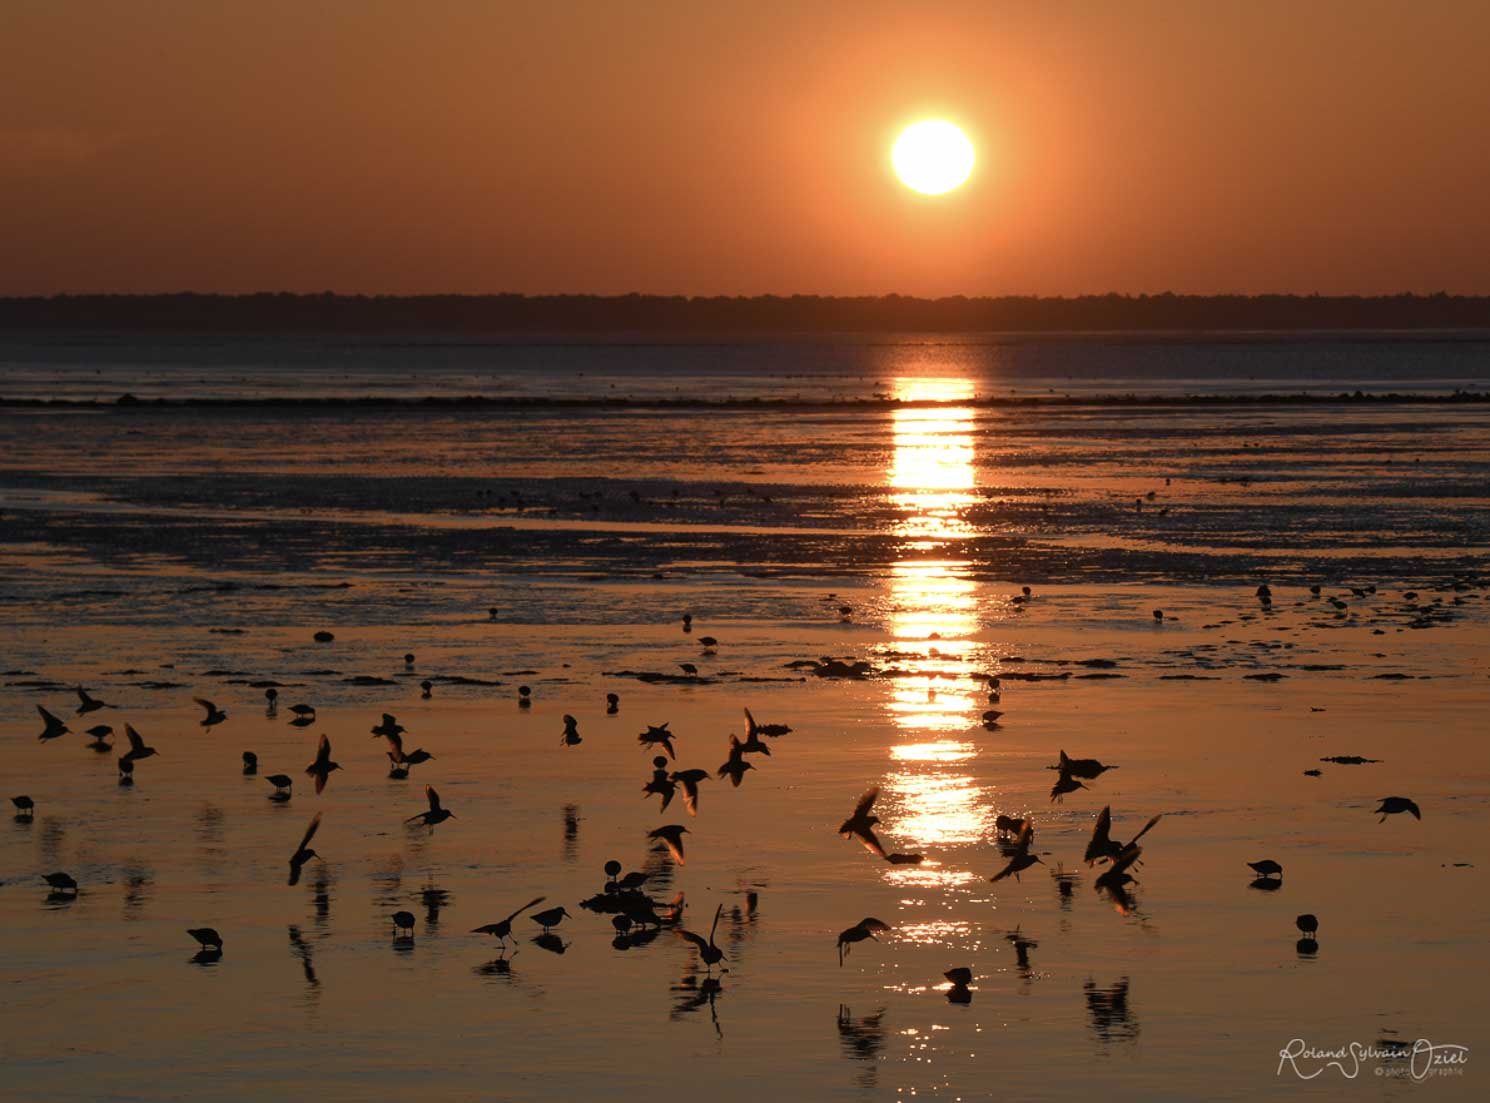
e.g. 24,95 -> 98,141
472,897 -> 546,947
187,928 -> 223,951
675,904 -> 727,973
84,724 -> 114,751
1247,859 -> 1283,880
530,905 -> 572,932
43,872 -> 79,895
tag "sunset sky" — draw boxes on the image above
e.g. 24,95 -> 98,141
3,1 -> 1487,297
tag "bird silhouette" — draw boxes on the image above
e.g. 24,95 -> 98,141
36,705 -> 69,742
1085,806 -> 1162,865
674,903 -> 727,972
121,724 -> 158,764
193,698 -> 227,727
12,795 -> 34,820
241,750 -> 257,775
671,768 -> 708,817
638,723 -> 676,759
187,927 -> 223,951
530,905 -> 572,932
1247,859 -> 1283,879
837,917 -> 890,965
560,715 -> 582,747
305,734 -> 340,795
839,788 -> 886,859
287,812 -> 323,886
606,692 -> 619,714
717,735 -> 753,788
43,872 -> 79,895
1374,796 -> 1421,822
1053,750 -> 1117,779
84,724 -> 114,751
392,911 -> 416,939
649,824 -> 689,864
698,636 -> 719,653
991,821 -> 1042,882
406,784 -> 455,832
1296,913 -> 1319,937
743,707 -> 791,738
644,758 -> 678,811
75,687 -> 110,715
370,713 -> 405,739
679,663 -> 699,678
265,774 -> 293,800
472,897 -> 546,946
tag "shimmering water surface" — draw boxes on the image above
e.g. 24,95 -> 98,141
2,336 -> 1487,1100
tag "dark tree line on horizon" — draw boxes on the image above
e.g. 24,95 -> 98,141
2,292 -> 1489,335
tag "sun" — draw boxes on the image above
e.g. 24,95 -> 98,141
892,120 -> 975,195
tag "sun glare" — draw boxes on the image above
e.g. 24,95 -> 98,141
892,120 -> 974,195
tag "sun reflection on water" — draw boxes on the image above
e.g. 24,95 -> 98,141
879,377 -> 993,884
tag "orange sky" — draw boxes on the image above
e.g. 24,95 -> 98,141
3,1 -> 1488,296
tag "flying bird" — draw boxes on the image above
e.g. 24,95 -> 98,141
648,824 -> 689,864
671,768 -> 708,817
839,787 -> 886,859
674,903 -> 727,972
837,917 -> 891,966
407,784 -> 455,832
193,698 -> 227,727
744,708 -> 791,738
36,705 -> 69,742
75,687 -> 110,715
370,713 -> 405,739
638,723 -> 676,759
1085,806 -> 1163,865
990,821 -> 1042,883
305,734 -> 340,794
121,723 -> 158,764
644,758 -> 677,811
472,897 -> 546,946
717,735 -> 753,788
287,812 -> 323,886
1374,796 -> 1421,822
1052,750 -> 1118,779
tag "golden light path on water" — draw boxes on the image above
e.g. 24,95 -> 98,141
879,378 -> 995,903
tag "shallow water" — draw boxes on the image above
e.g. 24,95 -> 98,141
2,338 -> 1486,1099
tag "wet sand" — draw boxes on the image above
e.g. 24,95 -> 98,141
2,343 -> 1487,1098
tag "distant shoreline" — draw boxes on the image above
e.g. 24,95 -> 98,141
3,390 -> 1486,412
6,292 -> 1490,335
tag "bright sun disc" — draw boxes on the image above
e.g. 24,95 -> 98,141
892,120 -> 974,195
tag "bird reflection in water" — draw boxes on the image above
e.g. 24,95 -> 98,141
880,377 -> 992,889
670,969 -> 724,1038
561,803 -> 580,863
311,871 -> 333,927
532,932 -> 568,955
837,1005 -> 888,1088
288,925 -> 321,997
1085,977 -> 1139,1045
121,863 -> 153,919
420,883 -> 450,930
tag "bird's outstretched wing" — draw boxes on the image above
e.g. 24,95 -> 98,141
383,731 -> 405,758
854,826 -> 887,859
743,708 -> 758,737
1085,806 -> 1113,863
426,785 -> 442,813
709,903 -> 723,942
1014,819 -> 1036,856
851,787 -> 880,821
674,928 -> 710,953
857,917 -> 891,934
125,724 -> 145,753
193,697 -> 216,716
314,734 -> 331,765
1129,813 -> 1163,845
503,896 -> 546,924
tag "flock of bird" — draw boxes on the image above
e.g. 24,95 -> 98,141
11,594 -> 1429,999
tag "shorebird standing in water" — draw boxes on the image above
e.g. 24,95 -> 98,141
1247,859 -> 1283,880
679,663 -> 699,678
75,687 -> 110,715
84,724 -> 114,751
1296,913 -> 1319,937
649,824 -> 689,864
1374,796 -> 1421,822
675,904 -> 727,973
187,927 -> 224,952
36,705 -> 69,742
305,734 -> 340,794
287,812 -> 323,886
392,911 -> 416,939
43,872 -> 79,895
242,751 -> 257,775
698,636 -> 719,654
266,774 -> 294,800
837,917 -> 890,966
606,692 -> 619,714
561,714 -> 582,747
530,905 -> 572,932
990,821 -> 1042,883
12,795 -> 34,820
472,897 -> 546,947
193,698 -> 227,728
264,688 -> 278,715
407,784 -> 455,833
